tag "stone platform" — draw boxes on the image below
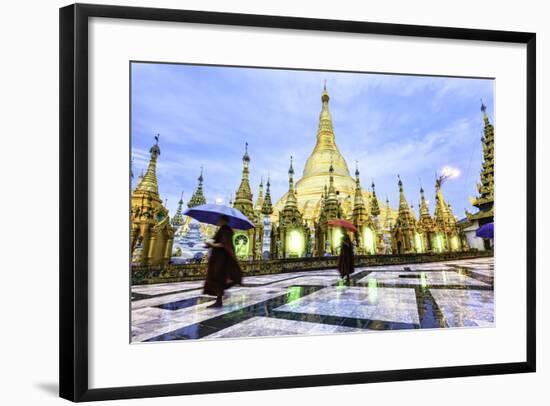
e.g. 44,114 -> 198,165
131,257 -> 494,342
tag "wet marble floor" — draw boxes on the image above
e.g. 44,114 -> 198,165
131,257 -> 494,342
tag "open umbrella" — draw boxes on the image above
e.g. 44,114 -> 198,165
183,203 -> 255,230
475,222 -> 494,239
327,218 -> 358,233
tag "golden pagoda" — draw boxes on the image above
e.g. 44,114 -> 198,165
392,176 -> 417,253
187,168 -> 206,208
351,164 -> 378,254
130,135 -> 175,266
416,186 -> 436,252
274,156 -> 309,258
171,191 -> 185,227
433,175 -> 464,252
273,84 -> 393,226
232,142 -> 258,259
466,101 -> 494,226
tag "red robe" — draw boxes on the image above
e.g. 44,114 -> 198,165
337,234 -> 355,278
203,225 -> 243,296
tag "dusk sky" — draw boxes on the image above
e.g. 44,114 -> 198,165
131,62 -> 494,219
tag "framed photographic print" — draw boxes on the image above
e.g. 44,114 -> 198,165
59,3 -> 536,402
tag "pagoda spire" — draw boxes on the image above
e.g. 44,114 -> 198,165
384,196 -> 393,229
261,176 -> 273,215
352,162 -> 368,225
283,156 -> 298,210
281,156 -> 303,225
466,100 -> 494,225
434,175 -> 450,224
171,191 -> 185,226
419,186 -> 430,219
188,167 -> 206,208
409,204 -> 417,221
370,178 -> 381,217
327,159 -> 337,201
302,83 -> 351,179
255,177 -> 265,212
134,134 -> 161,197
234,142 -> 254,218
397,175 -> 410,214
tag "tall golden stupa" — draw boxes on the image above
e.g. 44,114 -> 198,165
274,84 -> 392,225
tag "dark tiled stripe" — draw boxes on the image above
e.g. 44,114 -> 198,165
241,272 -> 338,287
354,282 -> 493,291
270,310 -> 419,330
414,287 -> 448,328
449,266 -> 494,286
133,272 -> 336,301
131,292 -> 152,301
154,296 -> 213,311
145,285 -> 325,342
131,287 -> 202,302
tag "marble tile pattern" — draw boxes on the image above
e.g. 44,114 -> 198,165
206,316 -> 365,339
275,287 -> 420,325
429,289 -> 494,327
131,257 -> 494,342
358,270 -> 489,287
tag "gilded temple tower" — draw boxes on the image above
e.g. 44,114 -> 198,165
254,178 -> 265,213
261,176 -> 274,258
314,161 -> 344,255
233,143 -> 256,259
171,191 -> 185,227
370,179 -> 383,253
391,176 -> 416,254
130,135 -> 175,266
277,157 -> 308,258
433,175 -> 463,252
352,164 -> 376,254
417,187 -> 435,253
464,101 -> 495,250
233,143 -> 255,219
188,168 -> 206,208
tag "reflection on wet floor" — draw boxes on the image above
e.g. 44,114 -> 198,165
132,257 -> 494,342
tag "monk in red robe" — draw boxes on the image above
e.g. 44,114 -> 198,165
337,231 -> 355,284
203,215 -> 243,307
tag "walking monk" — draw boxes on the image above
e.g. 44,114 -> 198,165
203,215 -> 243,307
337,231 -> 355,284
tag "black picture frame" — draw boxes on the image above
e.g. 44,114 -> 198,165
59,3 -> 536,402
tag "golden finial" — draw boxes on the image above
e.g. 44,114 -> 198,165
321,80 -> 329,102
243,141 -> 250,162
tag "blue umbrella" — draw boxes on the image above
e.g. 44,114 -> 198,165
475,222 -> 494,239
183,204 -> 255,230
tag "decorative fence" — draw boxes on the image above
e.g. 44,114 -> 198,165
131,250 -> 493,285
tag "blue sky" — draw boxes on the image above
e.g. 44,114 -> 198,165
131,62 -> 494,219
